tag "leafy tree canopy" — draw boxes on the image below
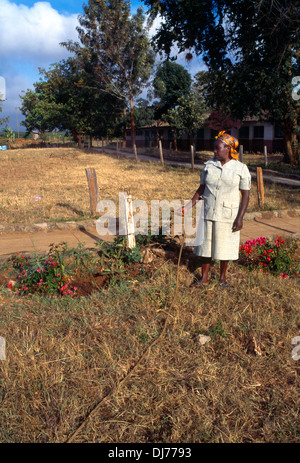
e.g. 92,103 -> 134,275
62,0 -> 156,145
143,0 -> 300,163
153,61 -> 192,119
20,58 -> 124,141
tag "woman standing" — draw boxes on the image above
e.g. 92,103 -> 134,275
181,131 -> 251,287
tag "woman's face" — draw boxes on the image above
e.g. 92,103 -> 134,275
214,139 -> 231,164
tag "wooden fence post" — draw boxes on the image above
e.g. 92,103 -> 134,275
85,168 -> 99,216
239,145 -> 243,163
122,191 -> 136,249
264,145 -> 268,167
159,140 -> 164,166
133,144 -> 139,162
190,145 -> 195,172
256,167 -> 264,207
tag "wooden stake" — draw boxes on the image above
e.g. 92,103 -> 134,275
239,145 -> 243,163
256,167 -> 264,207
133,144 -> 139,162
85,168 -> 99,215
190,145 -> 195,172
264,145 -> 268,167
159,140 -> 164,166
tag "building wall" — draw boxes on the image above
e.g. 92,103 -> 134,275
126,121 -> 285,153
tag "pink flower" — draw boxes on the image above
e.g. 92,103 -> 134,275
280,273 -> 288,279
37,268 -> 41,273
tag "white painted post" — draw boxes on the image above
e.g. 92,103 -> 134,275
122,192 -> 136,249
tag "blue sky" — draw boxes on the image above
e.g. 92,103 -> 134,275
0,0 -> 204,130
11,0 -> 143,14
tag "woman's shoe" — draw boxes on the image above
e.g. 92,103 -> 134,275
219,282 -> 228,288
193,280 -> 209,287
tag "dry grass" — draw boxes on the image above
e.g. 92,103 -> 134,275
0,147 -> 299,225
0,247 -> 299,443
0,146 -> 299,443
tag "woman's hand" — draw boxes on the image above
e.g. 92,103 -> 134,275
233,190 -> 250,232
232,216 -> 243,231
176,206 -> 187,216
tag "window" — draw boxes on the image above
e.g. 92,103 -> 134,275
239,126 -> 249,138
274,126 -> 283,138
253,126 -> 264,138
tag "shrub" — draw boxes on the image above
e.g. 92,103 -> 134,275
239,236 -> 299,277
8,246 -> 77,296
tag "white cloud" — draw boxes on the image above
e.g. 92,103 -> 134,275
0,0 -> 80,129
0,0 -> 79,62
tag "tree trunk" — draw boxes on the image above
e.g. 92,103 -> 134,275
122,107 -> 127,148
130,94 -> 135,147
282,128 -> 298,165
174,128 -> 178,151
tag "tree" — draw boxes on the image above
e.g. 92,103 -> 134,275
62,0 -> 156,146
134,98 -> 155,128
164,89 -> 208,150
153,61 -> 192,118
0,100 -> 9,130
143,0 -> 300,163
20,58 -> 124,142
4,127 -> 15,148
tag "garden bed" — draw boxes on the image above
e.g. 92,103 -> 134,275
1,234 -> 298,300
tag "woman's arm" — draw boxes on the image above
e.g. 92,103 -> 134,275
232,189 -> 250,231
177,184 -> 205,216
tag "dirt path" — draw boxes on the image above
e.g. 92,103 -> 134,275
0,214 -> 299,260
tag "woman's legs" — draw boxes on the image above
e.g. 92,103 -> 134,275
200,259 -> 228,285
220,260 -> 229,284
201,258 -> 211,284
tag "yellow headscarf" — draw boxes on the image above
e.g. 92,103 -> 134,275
215,130 -> 239,160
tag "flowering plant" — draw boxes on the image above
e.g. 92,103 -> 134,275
239,236 -> 299,277
8,251 -> 77,296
